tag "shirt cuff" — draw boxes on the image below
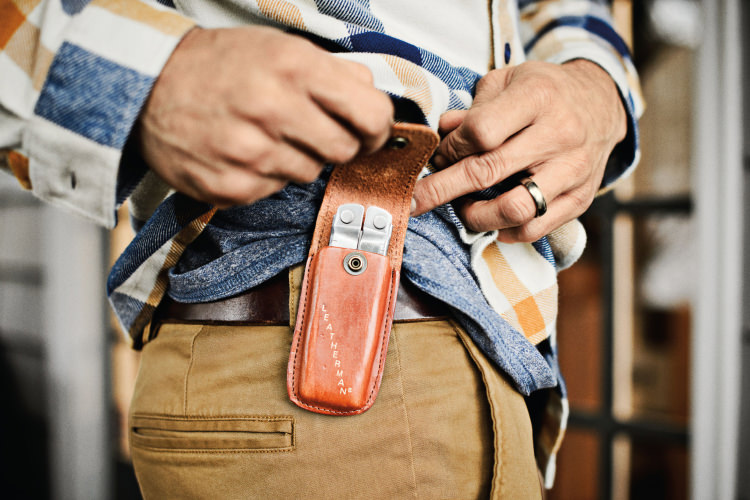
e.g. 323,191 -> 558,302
545,41 -> 642,191
524,25 -> 645,191
25,0 -> 195,228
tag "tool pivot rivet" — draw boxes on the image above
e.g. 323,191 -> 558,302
373,215 -> 388,229
340,209 -> 354,224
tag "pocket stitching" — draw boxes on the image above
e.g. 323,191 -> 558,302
130,414 -> 296,454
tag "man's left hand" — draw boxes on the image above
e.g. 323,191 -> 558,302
410,60 -> 627,243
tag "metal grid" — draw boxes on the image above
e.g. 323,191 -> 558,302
571,192 -> 692,499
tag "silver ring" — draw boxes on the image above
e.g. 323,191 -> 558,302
520,177 -> 547,218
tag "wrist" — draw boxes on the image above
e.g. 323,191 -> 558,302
563,59 -> 628,143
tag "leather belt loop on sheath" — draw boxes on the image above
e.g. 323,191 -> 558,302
287,123 -> 439,416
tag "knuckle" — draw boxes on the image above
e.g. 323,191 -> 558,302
476,69 -> 506,95
296,164 -> 323,184
558,117 -> 585,147
326,135 -> 360,163
569,187 -> 594,213
461,204 -> 485,232
195,173 -> 241,206
359,95 -> 394,138
464,155 -> 501,192
474,75 -> 493,96
516,224 -> 544,243
215,175 -> 250,203
222,130 -> 260,163
250,155 -> 280,176
420,178 -> 450,209
191,172 -> 220,199
572,156 -> 592,178
351,62 -> 374,84
484,149 -> 510,178
528,76 -> 556,110
185,173 -> 210,200
278,37 -> 311,62
287,156 -> 323,183
246,96 -> 284,129
462,115 -> 495,151
499,194 -> 534,226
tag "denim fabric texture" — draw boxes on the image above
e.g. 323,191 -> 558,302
35,42 -> 155,150
169,171 -> 558,394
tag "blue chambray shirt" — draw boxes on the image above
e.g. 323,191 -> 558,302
167,169 -> 560,394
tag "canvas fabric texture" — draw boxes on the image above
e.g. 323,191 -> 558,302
130,319 -> 543,499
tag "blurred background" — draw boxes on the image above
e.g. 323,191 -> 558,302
0,0 -> 748,498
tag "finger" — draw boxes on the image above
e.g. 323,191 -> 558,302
277,97 -> 363,164
495,191 -> 590,243
458,164 -> 584,233
434,110 -> 468,167
251,141 -> 326,185
438,110 -> 467,136
435,81 -> 541,165
179,157 -> 287,206
412,127 -> 561,215
310,60 -> 394,153
211,119 -> 325,185
228,84 -> 362,166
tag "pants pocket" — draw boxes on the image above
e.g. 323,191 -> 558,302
130,415 -> 295,452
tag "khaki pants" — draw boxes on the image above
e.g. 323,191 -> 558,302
129,319 -> 542,499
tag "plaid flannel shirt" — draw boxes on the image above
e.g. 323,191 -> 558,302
0,0 -> 643,486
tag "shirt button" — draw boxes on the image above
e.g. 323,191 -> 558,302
504,42 -> 511,64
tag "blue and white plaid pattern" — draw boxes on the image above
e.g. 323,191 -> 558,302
1,0 -> 643,486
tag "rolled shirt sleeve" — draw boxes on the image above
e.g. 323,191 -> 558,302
518,0 -> 645,189
0,0 -> 195,227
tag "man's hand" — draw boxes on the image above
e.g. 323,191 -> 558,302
137,26 -> 394,207
411,60 -> 627,243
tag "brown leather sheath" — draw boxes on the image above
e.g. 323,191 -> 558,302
287,123 -> 439,416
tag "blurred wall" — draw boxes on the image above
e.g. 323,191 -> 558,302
0,174 -> 49,498
738,1 -> 750,497
0,172 -> 110,499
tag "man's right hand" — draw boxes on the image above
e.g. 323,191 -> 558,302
137,26 -> 394,207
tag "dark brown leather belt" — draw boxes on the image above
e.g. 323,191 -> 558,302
158,271 -> 446,324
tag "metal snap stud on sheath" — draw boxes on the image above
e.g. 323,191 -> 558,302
343,252 -> 367,275
387,136 -> 409,150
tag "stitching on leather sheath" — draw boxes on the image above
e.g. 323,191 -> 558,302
365,267 -> 397,406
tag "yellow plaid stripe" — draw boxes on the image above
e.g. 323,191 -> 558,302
92,0 -> 195,37
382,54 -> 433,116
131,207 -> 218,343
482,242 -> 556,344
257,0 -> 306,31
0,0 -> 27,50
1,149 -> 32,189
4,19 -> 54,90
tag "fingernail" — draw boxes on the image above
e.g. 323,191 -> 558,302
432,154 -> 447,169
410,198 -> 417,215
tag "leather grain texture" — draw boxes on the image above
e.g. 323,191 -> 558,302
288,123 -> 439,415
291,247 -> 397,414
308,123 -> 440,268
